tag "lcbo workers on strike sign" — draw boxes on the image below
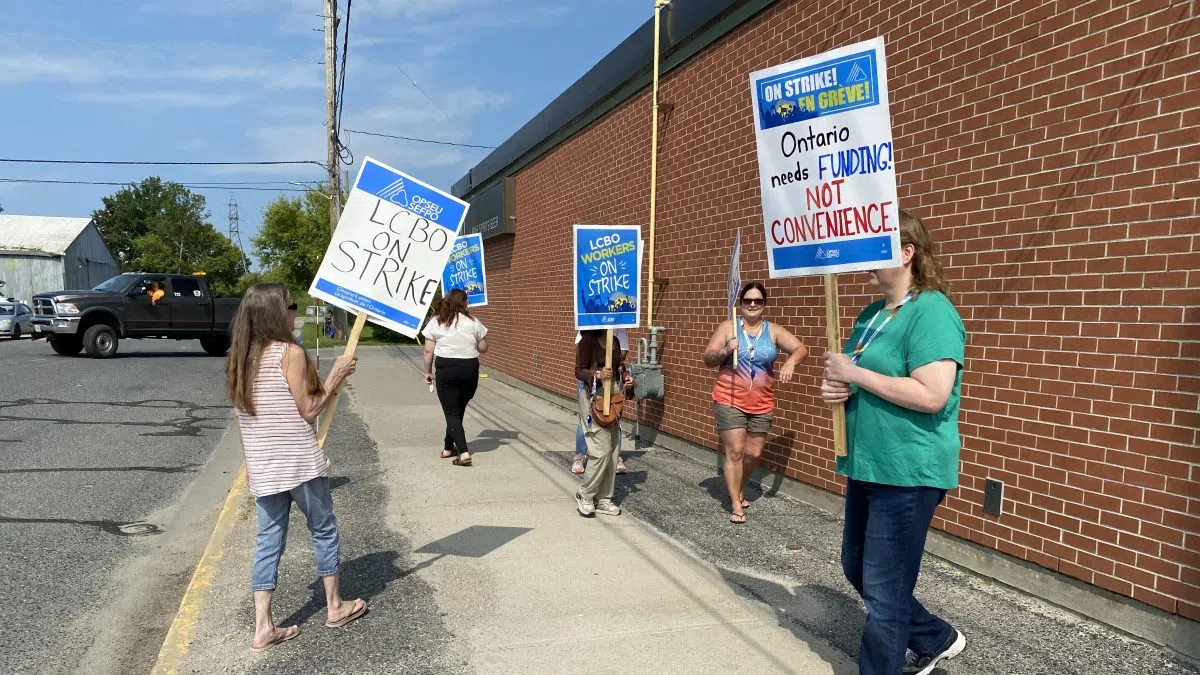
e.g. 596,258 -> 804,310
309,157 -> 469,338
574,225 -> 641,330
440,232 -> 488,307
749,37 -> 902,277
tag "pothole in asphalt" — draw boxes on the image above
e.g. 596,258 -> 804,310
116,522 -> 163,536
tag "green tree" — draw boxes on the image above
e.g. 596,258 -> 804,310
253,189 -> 332,294
91,177 -> 247,295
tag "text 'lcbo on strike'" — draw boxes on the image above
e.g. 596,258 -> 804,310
581,233 -> 636,298
328,198 -> 448,304
770,178 -> 895,246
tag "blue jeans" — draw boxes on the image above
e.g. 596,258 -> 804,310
252,477 -> 341,591
842,479 -> 953,675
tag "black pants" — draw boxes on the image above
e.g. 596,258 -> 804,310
434,357 -> 479,454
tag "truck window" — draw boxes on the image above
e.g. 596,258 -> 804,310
171,277 -> 203,298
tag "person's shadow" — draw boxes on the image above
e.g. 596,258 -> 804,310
613,470 -> 649,503
278,551 -> 403,627
720,568 -> 862,673
469,429 -> 519,454
700,475 -> 767,510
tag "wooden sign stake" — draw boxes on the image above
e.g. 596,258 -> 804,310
824,274 -> 848,457
603,328 -> 614,415
730,306 -> 739,368
316,311 -> 368,448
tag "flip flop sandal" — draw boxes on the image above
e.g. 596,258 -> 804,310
325,599 -> 368,629
741,499 -> 751,509
729,513 -> 747,525
452,453 -> 472,466
440,450 -> 455,459
251,625 -> 300,651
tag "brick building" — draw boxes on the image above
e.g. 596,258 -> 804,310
452,0 -> 1199,629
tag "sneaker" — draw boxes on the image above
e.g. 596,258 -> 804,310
575,491 -> 595,517
906,629 -> 966,675
615,456 -> 627,474
594,499 -> 621,516
571,456 -> 586,475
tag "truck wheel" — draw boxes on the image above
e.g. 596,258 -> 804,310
200,337 -> 230,356
83,324 -> 119,358
50,335 -> 84,356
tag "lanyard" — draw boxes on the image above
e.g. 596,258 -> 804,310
851,291 -> 913,364
739,319 -> 764,373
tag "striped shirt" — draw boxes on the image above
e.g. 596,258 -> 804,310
236,342 -> 330,497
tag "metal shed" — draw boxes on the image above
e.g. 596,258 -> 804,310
0,215 -> 119,303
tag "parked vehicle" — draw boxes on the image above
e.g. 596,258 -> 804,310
0,299 -> 34,339
31,273 -> 239,358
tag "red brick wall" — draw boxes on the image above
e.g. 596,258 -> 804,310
472,0 -> 1199,618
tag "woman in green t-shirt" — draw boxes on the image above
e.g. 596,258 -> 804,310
820,210 -> 967,675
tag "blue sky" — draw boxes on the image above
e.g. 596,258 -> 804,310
0,0 -> 649,251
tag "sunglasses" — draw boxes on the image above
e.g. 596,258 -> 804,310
740,297 -> 766,306
287,303 -> 298,311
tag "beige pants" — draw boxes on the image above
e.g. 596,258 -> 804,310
577,384 -> 620,503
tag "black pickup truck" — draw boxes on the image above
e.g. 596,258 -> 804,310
31,273 -> 239,358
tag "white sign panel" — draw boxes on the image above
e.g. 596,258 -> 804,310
749,36 -> 902,277
309,157 -> 469,338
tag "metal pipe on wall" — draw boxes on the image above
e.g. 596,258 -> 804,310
647,0 -> 670,328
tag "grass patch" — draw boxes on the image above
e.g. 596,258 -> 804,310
298,320 -> 418,348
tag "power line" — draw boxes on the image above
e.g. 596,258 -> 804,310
342,11 -> 448,120
0,158 -> 325,167
0,178 -> 311,192
345,128 -> 496,149
335,0 -> 352,146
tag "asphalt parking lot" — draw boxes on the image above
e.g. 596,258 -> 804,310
0,336 -> 241,674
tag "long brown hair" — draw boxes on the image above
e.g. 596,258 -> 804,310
225,283 -> 321,415
899,209 -> 950,297
434,288 -> 472,327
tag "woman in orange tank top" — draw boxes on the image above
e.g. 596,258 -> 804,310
703,282 -> 808,524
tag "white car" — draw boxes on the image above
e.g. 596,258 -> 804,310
0,300 -> 34,339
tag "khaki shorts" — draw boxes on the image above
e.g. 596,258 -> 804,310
713,402 -> 773,433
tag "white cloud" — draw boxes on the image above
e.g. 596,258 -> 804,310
0,34 -> 323,91
74,91 -> 242,108
170,62 -> 322,90
0,53 -> 127,85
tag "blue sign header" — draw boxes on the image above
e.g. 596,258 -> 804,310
755,49 -> 879,130
356,159 -> 466,232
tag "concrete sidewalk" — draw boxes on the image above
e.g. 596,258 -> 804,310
168,346 -> 851,674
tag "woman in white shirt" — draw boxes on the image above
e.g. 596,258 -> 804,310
422,289 -> 488,466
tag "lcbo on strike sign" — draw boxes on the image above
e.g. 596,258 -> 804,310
309,157 -> 469,338
440,232 -> 488,307
573,225 -> 641,331
749,37 -> 902,277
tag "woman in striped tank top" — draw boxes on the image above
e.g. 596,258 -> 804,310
226,284 -> 367,651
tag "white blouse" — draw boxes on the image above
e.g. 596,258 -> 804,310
423,315 -> 487,359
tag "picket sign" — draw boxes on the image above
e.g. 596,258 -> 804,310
749,37 -> 902,457
573,224 -> 642,415
308,156 -> 471,448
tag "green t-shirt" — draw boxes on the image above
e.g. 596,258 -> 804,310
836,290 -> 966,489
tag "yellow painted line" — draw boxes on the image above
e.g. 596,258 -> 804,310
151,463 -> 248,675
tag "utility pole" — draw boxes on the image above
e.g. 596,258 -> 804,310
227,195 -> 248,275
324,0 -> 346,336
